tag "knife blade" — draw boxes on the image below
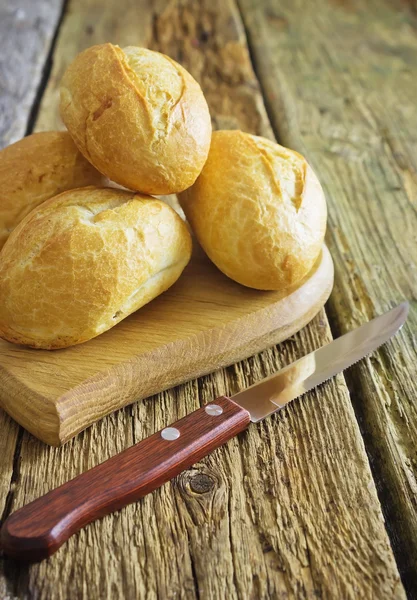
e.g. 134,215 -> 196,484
233,301 -> 409,422
0,302 -> 408,561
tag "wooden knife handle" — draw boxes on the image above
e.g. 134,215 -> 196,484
0,397 -> 250,561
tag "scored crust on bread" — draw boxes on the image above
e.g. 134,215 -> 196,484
60,44 -> 212,195
178,130 -> 327,291
0,131 -> 107,250
0,187 -> 192,349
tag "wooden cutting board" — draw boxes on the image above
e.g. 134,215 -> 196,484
0,244 -> 333,446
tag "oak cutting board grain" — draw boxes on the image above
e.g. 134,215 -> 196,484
0,244 -> 333,446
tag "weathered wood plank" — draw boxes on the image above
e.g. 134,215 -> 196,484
0,1 -> 64,596
236,0 -> 417,593
0,0 -> 405,598
0,0 -> 65,148
0,415 -> 20,522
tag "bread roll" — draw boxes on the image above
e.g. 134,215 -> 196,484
0,131 -> 107,249
0,187 -> 192,349
60,44 -> 212,195
178,130 -> 327,291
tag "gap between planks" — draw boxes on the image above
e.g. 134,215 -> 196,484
24,0 -> 70,137
235,0 -> 417,594
0,0 -> 70,532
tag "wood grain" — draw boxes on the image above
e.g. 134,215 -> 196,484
237,0 -> 417,591
0,1 -> 65,597
0,244 -> 333,446
0,0 -> 407,598
0,0 -> 65,148
1,397 -> 250,561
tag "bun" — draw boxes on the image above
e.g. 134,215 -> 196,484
60,44 -> 212,195
0,131 -> 106,249
0,187 -> 192,349
178,130 -> 327,291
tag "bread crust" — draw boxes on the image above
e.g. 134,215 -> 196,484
0,187 -> 192,349
0,131 -> 106,249
178,130 -> 327,291
60,44 -> 212,195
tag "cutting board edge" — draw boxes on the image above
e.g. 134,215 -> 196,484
0,246 -> 333,446
54,246 -> 334,445
0,364 -> 62,445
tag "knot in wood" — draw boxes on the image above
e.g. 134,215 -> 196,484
189,472 -> 215,494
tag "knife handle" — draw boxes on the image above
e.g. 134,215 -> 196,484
1,396 -> 250,561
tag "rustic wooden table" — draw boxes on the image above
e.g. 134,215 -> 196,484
0,0 -> 416,598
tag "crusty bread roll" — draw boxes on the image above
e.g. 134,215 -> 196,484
0,131 -> 107,249
60,44 -> 212,195
0,187 -> 192,349
178,130 -> 327,291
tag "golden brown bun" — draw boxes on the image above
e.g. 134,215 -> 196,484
0,187 -> 192,349
178,130 -> 327,291
0,131 -> 107,249
60,44 -> 212,195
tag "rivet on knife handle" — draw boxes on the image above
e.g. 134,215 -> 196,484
0,397 -> 250,561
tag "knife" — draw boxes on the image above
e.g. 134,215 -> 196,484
0,302 -> 408,562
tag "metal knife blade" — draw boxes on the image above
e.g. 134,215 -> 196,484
232,302 -> 409,422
